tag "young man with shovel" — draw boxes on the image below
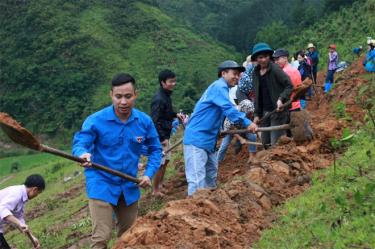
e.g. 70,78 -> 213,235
183,60 -> 257,196
72,73 -> 162,249
0,174 -> 44,249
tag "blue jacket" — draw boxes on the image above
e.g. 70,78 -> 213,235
307,50 -> 319,70
72,105 -> 162,205
183,77 -> 251,152
364,49 -> 375,72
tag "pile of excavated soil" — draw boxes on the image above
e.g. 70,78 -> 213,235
114,138 -> 332,249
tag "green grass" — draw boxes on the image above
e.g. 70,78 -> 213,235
255,126 -> 375,249
0,153 -> 59,177
1,158 -> 88,249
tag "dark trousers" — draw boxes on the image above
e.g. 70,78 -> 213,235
312,67 -> 318,84
325,69 -> 336,84
0,233 -> 10,249
261,110 -> 289,147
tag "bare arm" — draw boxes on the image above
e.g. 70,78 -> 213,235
4,214 -> 28,232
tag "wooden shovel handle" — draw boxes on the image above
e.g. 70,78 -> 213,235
40,145 -> 140,184
26,231 -> 38,248
222,124 -> 290,135
163,138 -> 183,156
258,100 -> 292,124
241,141 -> 263,146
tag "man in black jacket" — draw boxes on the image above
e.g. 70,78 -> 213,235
150,70 -> 182,196
251,43 -> 293,147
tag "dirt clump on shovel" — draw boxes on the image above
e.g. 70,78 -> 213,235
0,112 -> 41,150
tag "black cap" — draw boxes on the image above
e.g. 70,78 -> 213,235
217,60 -> 245,77
273,49 -> 289,58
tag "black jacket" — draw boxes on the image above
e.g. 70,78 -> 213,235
150,87 -> 177,141
253,62 -> 293,118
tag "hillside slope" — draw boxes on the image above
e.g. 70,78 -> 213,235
285,0 -> 375,66
0,0 -> 237,135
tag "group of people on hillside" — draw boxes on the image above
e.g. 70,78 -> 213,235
1,38 -> 374,249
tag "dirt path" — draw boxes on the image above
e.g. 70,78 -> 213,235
112,60 -> 369,249
0,175 -> 14,185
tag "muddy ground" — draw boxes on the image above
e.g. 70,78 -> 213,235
112,60 -> 368,249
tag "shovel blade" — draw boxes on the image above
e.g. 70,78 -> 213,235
290,110 -> 313,142
0,112 -> 41,151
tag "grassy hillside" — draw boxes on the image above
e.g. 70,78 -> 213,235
0,157 -> 89,248
0,153 -> 58,177
255,69 -> 375,248
0,0 -> 238,137
256,122 -> 375,248
285,0 -> 375,67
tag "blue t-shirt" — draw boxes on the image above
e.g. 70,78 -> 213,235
72,105 -> 162,205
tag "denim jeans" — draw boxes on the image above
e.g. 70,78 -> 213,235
184,144 -> 218,196
217,133 -> 257,162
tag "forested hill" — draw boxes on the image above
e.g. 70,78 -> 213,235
0,0 -> 237,135
155,0 -> 360,52
280,0 -> 375,66
0,0 -> 371,138
157,0 -> 371,58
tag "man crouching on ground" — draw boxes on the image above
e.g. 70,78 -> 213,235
183,60 -> 257,196
0,174 -> 45,249
72,73 -> 162,249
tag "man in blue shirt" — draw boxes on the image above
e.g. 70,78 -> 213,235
72,73 -> 162,249
183,60 -> 257,196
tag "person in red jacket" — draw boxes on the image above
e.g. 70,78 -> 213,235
273,49 -> 302,112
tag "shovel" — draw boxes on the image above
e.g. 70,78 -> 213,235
222,110 -> 313,143
221,124 -> 291,135
163,138 -> 183,155
0,112 -> 140,184
26,231 -> 39,248
258,78 -> 312,125
161,116 -> 185,157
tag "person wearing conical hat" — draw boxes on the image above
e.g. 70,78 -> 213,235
306,43 -> 319,85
